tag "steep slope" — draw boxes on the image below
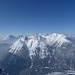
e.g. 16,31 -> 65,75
26,33 -> 70,59
1,36 -> 31,75
0,33 -> 75,75
8,33 -> 72,60
9,36 -> 29,58
9,33 -> 71,59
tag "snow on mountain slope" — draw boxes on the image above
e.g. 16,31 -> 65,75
0,35 -> 18,44
26,34 -> 50,59
3,35 -> 16,40
27,33 -> 70,49
1,33 -> 75,75
9,36 -> 28,54
9,33 -> 71,59
46,33 -> 70,47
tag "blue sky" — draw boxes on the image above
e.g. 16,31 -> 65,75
0,0 -> 75,35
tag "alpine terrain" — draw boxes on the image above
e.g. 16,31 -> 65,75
0,33 -> 75,75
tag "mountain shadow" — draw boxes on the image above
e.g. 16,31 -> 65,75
1,52 -> 31,75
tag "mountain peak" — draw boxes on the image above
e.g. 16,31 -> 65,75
3,35 -> 16,41
9,36 -> 28,54
9,33 -> 71,59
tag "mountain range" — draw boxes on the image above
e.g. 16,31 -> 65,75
0,33 -> 75,75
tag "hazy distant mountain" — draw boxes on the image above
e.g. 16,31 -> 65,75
0,33 -> 75,75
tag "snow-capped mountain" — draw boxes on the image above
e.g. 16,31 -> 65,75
9,36 -> 26,54
0,35 -> 18,44
3,35 -> 16,41
9,33 -> 71,59
9,36 -> 29,59
0,33 -> 75,75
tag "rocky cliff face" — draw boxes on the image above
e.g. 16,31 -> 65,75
0,33 -> 75,75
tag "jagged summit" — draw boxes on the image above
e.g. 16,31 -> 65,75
0,33 -> 75,75
9,33 -> 71,59
29,33 -> 70,46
